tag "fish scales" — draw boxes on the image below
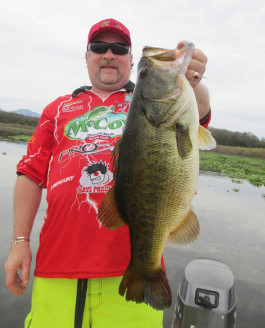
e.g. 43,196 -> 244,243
97,43 -> 216,310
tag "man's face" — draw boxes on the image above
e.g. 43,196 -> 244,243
85,32 -> 133,93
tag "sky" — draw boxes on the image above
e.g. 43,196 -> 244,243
1,0 -> 265,139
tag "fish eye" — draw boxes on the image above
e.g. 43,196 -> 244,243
139,67 -> 149,78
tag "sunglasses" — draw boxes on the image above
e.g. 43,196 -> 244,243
87,42 -> 130,55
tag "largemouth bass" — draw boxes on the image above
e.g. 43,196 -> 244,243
98,43 -> 216,310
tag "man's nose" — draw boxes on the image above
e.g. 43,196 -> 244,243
103,48 -> 116,59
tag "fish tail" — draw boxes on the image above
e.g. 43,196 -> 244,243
119,266 -> 172,310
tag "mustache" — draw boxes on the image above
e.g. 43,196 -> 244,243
99,60 -> 119,69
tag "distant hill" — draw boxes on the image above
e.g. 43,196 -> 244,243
12,109 -> 40,118
0,109 -> 39,126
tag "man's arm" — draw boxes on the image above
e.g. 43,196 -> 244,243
5,175 -> 42,296
194,83 -> 210,120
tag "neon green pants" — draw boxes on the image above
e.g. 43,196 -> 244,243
25,276 -> 163,328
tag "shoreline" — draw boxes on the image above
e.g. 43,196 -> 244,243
1,139 -> 265,188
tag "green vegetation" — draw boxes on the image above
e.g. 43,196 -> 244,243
0,126 -> 35,142
211,145 -> 265,159
0,110 -> 39,142
200,150 -> 265,187
7,135 -> 32,142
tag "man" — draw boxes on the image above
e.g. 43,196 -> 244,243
5,18 -> 211,328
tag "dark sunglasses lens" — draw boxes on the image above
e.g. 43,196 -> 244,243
89,42 -> 129,55
111,44 -> 129,55
90,43 -> 109,54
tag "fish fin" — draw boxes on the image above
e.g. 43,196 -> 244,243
176,123 -> 192,158
169,207 -> 200,244
198,126 -> 217,150
112,138 -> 121,180
119,267 -> 172,310
97,187 -> 125,230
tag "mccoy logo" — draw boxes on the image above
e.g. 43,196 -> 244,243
64,105 -> 127,141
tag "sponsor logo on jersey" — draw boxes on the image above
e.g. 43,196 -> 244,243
59,142 -> 114,162
64,105 -> 127,141
125,93 -> 133,102
78,161 -> 113,194
62,100 -> 84,112
117,101 -> 130,110
29,136 -> 35,144
50,175 -> 75,190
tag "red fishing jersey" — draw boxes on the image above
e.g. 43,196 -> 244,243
17,85 -> 211,279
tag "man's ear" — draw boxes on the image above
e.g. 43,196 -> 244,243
85,51 -> 89,62
129,53 -> 133,64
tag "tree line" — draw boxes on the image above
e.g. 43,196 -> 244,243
209,127 -> 265,148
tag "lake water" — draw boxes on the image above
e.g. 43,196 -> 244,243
1,140 -> 265,328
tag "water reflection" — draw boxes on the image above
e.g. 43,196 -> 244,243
1,141 -> 265,328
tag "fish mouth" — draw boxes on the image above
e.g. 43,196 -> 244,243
143,47 -> 177,62
143,43 -> 194,63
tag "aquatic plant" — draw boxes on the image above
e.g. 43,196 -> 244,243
200,151 -> 265,187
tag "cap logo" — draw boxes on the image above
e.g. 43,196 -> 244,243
101,20 -> 123,31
